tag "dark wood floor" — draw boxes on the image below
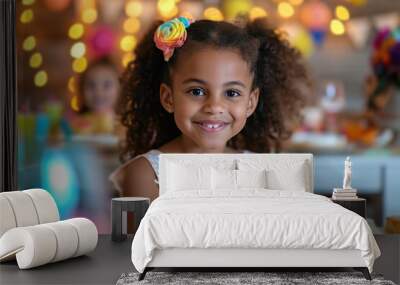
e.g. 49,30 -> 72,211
0,234 -> 398,284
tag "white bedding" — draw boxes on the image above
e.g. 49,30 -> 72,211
131,190 -> 380,273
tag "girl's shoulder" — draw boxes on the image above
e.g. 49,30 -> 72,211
109,148 -> 252,192
109,149 -> 161,193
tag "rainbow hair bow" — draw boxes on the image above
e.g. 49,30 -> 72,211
154,16 -> 194,62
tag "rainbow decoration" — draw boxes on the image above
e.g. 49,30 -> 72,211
154,16 -> 194,61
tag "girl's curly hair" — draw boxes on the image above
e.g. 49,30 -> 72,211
118,18 -> 309,162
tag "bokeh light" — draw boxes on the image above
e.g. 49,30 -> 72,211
278,2 -> 295,18
222,0 -> 251,20
123,18 -> 141,34
70,42 -> 86,59
29,52 -> 42,68
22,0 -> 35,5
336,5 -> 350,21
120,35 -> 137,52
203,7 -> 224,21
82,8 -> 97,24
330,19 -> 345,35
23,36 -> 36,51
34,70 -> 48,87
289,0 -> 303,5
68,23 -> 84,40
249,6 -> 268,21
158,0 -> 178,19
70,95 -> 80,111
20,9 -> 34,23
122,53 -> 136,67
125,0 -> 143,17
68,77 -> 76,93
72,57 -> 88,73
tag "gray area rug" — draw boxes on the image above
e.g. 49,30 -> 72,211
116,271 -> 396,285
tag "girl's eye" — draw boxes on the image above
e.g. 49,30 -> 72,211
189,88 -> 205,97
226,90 -> 241,98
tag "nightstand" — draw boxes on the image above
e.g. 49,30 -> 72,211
331,198 -> 366,218
111,197 -> 150,242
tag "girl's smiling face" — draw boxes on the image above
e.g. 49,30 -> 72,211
160,47 -> 259,152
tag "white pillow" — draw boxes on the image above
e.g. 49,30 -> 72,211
166,162 -> 212,191
238,159 -> 308,191
212,168 -> 267,191
212,168 -> 236,190
236,169 -> 267,188
267,165 -> 307,191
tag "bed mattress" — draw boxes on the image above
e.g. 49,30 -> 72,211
131,190 -> 380,273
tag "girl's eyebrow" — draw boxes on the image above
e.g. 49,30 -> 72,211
182,78 -> 206,85
182,78 -> 246,88
223,81 -> 246,88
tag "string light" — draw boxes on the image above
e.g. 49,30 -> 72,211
81,8 -> 97,24
29,52 -> 42,68
120,35 -> 137,52
126,1 -> 143,17
20,9 -> 34,23
336,5 -> 350,21
68,0 -> 97,95
68,77 -> 76,93
249,6 -> 268,21
121,1 -> 142,67
70,42 -> 86,59
123,18 -> 141,34
203,7 -> 224,21
158,0 -> 178,19
68,23 -> 85,40
278,2 -> 295,18
20,1 -> 49,87
72,57 -> 88,73
70,95 -> 80,112
23,36 -> 36,51
289,0 -> 303,5
34,70 -> 48,87
330,19 -> 345,35
22,0 -> 35,5
122,53 -> 135,67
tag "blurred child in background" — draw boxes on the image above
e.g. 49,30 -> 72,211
68,56 -> 121,135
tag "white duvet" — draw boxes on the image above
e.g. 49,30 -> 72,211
131,190 -> 380,273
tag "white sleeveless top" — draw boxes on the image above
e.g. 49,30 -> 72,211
109,150 -> 162,193
109,149 -> 252,193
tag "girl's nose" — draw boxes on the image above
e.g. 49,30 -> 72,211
202,95 -> 225,114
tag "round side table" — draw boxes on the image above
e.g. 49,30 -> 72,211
111,197 -> 150,242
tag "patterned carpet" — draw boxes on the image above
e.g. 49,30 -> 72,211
116,271 -> 396,285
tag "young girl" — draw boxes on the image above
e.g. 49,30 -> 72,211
68,56 -> 120,135
110,17 -> 308,201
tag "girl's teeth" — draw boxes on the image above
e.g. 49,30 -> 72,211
205,124 -> 220,128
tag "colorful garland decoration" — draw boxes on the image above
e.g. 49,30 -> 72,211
371,26 -> 400,88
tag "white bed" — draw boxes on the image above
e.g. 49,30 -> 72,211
131,154 -> 380,281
